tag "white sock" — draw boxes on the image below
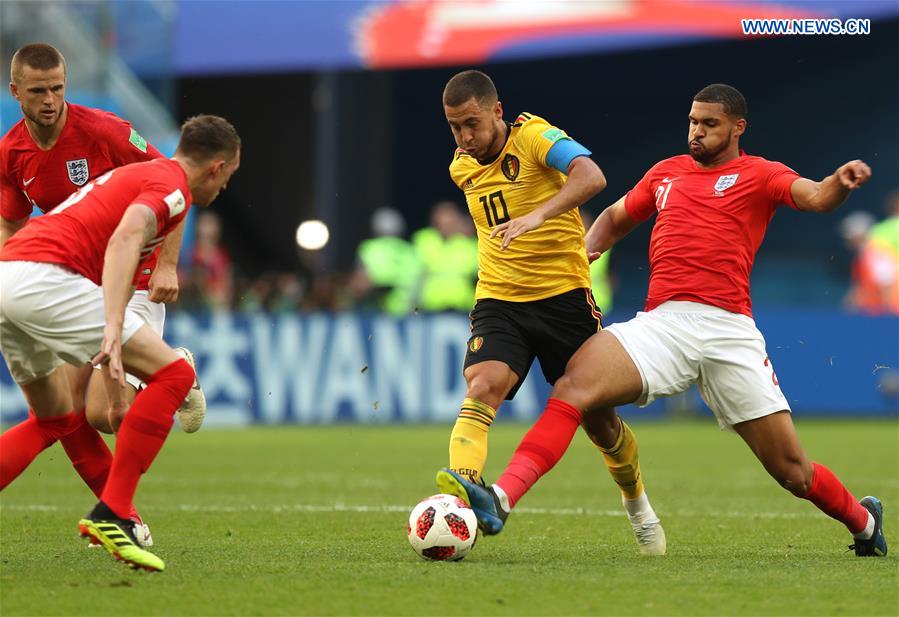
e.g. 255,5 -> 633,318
492,484 -> 511,513
623,492 -> 652,518
853,512 -> 875,540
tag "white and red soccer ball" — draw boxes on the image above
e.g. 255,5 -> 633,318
407,494 -> 478,561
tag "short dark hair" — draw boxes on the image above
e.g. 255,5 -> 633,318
693,84 -> 747,119
176,115 -> 240,162
443,70 -> 498,107
11,43 -> 66,80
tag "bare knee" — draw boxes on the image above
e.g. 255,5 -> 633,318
552,375 -> 621,448
20,368 -> 74,417
552,373 -> 600,412
768,457 -> 814,497
465,373 -> 508,409
85,404 -> 115,434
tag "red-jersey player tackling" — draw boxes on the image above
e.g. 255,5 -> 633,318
440,84 -> 886,558
0,114 -> 241,571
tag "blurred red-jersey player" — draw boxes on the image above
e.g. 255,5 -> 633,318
0,114 -> 241,571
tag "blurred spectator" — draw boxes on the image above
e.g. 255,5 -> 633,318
839,210 -> 875,310
412,201 -> 478,312
863,191 -> 899,313
841,193 -> 899,314
301,273 -> 347,312
350,207 -> 420,315
579,208 -> 614,313
181,211 -> 234,310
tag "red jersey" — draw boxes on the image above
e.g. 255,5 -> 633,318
625,152 -> 800,317
0,159 -> 191,287
0,102 -> 165,289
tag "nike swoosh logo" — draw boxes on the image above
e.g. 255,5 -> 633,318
23,177 -> 35,186
661,177 -> 679,183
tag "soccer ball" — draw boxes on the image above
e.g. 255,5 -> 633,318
407,494 -> 478,561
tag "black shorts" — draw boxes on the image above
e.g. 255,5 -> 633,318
463,287 -> 603,400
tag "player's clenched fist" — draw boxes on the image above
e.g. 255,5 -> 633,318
837,160 -> 871,190
148,266 -> 180,303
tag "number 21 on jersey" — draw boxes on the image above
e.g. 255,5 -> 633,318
655,179 -> 676,210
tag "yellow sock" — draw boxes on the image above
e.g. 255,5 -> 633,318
598,420 -> 644,499
448,398 -> 497,483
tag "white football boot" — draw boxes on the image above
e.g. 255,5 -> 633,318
132,516 -> 154,548
173,347 -> 206,433
623,493 -> 667,556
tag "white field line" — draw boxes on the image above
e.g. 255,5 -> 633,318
0,502 -> 824,519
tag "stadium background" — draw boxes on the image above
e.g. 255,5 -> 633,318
1,3 -> 898,616
1,0 -> 897,426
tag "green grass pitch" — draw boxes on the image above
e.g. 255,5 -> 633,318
1,420 -> 896,616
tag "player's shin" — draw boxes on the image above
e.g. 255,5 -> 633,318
494,398 -> 582,509
99,359 -> 193,518
449,398 -> 496,483
589,414 -> 645,499
803,462 -> 871,536
0,409 -> 84,490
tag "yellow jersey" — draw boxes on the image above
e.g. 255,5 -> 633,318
449,113 -> 591,302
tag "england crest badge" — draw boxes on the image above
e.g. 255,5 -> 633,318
66,158 -> 89,186
714,173 -> 739,195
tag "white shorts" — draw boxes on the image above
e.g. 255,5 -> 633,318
119,290 -> 166,389
605,301 -> 790,429
0,261 -> 145,385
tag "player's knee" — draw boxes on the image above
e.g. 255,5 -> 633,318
465,375 -> 505,408
771,459 -> 813,497
85,406 -> 107,433
552,373 -> 596,410
552,374 -> 577,400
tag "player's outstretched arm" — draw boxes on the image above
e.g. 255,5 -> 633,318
148,217 -> 186,303
585,196 -> 642,262
0,215 -> 28,249
491,156 -> 606,250
791,159 -> 872,213
95,203 -> 158,385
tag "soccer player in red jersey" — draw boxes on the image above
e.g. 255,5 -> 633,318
439,84 -> 887,557
0,114 -> 240,571
0,44 -> 206,544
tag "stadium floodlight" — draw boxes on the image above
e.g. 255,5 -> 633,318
296,220 -> 330,250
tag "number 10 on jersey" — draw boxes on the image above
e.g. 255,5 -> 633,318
480,190 -> 510,227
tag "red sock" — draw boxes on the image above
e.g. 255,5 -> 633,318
495,398 -> 582,508
0,410 -> 83,490
803,462 -> 869,534
58,411 -> 112,498
100,359 -> 193,518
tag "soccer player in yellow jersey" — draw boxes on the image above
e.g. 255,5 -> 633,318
435,70 -> 665,555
